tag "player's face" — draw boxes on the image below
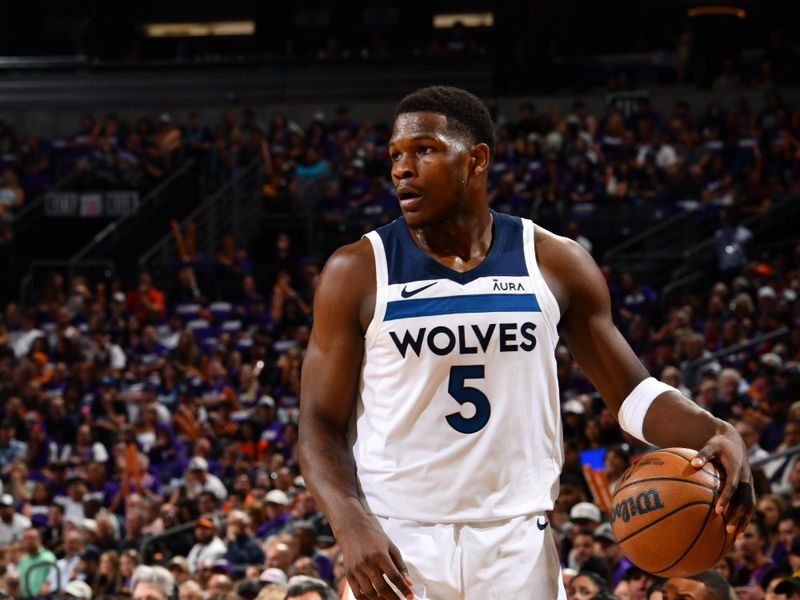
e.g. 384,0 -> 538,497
389,112 -> 472,228
662,578 -> 714,600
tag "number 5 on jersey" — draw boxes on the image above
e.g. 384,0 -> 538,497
446,365 -> 490,434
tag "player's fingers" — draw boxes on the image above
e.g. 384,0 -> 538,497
381,548 -> 414,600
349,569 -> 379,600
352,558 -> 400,600
691,444 -> 736,513
367,569 -> 399,600
689,448 -> 711,469
724,480 -> 755,536
388,544 -> 414,594
347,572 -> 366,600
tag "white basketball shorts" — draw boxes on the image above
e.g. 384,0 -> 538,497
347,513 -> 566,600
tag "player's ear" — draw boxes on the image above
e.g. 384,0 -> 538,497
470,143 -> 491,176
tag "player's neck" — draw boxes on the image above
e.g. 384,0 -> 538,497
410,209 -> 493,270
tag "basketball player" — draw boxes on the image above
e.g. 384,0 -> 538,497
298,86 -> 755,600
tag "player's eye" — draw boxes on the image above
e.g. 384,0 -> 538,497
390,151 -> 400,161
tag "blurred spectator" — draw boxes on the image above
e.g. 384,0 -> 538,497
130,565 -> 175,600
0,492 -> 31,544
178,579 -> 203,600
223,509 -> 264,578
732,516 -> 774,588
0,169 -> 23,223
186,517 -> 226,573
284,574 -> 338,600
19,527 -> 56,596
126,273 -> 166,322
46,527 -> 85,590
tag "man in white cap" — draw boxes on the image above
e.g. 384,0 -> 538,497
185,457 -> 227,501
0,493 -> 31,545
260,567 -> 289,586
568,501 -> 602,532
256,489 -> 292,539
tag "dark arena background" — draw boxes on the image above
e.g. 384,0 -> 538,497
0,1 -> 799,598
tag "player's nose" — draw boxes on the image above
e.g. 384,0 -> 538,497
391,154 -> 415,181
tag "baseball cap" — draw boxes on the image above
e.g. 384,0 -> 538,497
63,580 -> 93,600
260,567 -> 288,585
196,517 -> 215,529
758,286 -> 777,299
593,522 -> 616,544
188,456 -> 208,471
265,489 -> 290,506
81,519 -> 98,534
0,494 -> 14,507
210,559 -> 233,574
569,502 -> 602,523
81,545 -> 101,561
258,395 -> 275,408
167,556 -> 189,573
563,400 -> 585,415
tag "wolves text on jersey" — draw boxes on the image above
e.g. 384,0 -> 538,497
389,322 -> 537,358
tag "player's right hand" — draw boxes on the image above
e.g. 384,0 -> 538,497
339,519 -> 414,600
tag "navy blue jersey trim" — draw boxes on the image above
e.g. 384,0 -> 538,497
385,293 -> 541,321
375,210 -> 529,286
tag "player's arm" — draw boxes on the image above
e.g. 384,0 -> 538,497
536,228 -> 754,535
298,239 -> 413,600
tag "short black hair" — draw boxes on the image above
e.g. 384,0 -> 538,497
395,85 -> 495,156
686,570 -> 732,600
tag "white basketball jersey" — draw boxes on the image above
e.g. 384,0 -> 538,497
354,211 -> 563,522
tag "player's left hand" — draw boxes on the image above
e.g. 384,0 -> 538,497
690,422 -> 755,537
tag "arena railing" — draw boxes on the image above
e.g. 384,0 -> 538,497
12,169 -> 82,238
752,446 -> 800,470
683,326 -> 790,373
137,157 -> 262,274
603,192 -> 800,286
138,512 -> 228,565
68,159 -> 195,266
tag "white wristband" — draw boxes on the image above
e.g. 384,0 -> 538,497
617,377 -> 678,444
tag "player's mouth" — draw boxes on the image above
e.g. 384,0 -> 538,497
397,188 -> 423,209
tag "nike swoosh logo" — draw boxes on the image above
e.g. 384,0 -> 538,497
536,517 -> 549,531
400,282 -> 437,298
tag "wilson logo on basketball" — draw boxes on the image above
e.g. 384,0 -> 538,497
609,488 -> 665,524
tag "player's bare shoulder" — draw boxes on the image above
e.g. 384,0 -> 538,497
315,237 -> 377,331
533,224 -> 602,315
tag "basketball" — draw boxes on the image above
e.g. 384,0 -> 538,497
609,447 -> 736,577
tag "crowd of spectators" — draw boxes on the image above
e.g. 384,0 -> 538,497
3,87 -> 799,271
0,87 -> 798,599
